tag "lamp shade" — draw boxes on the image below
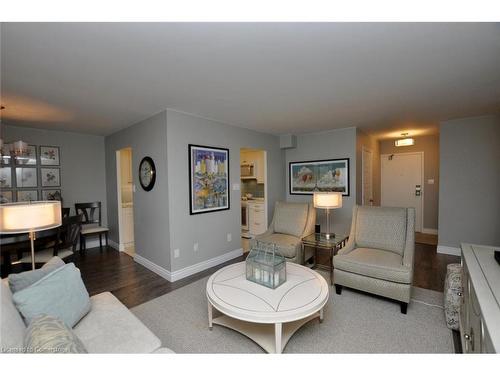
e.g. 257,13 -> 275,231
0,201 -> 62,234
313,192 -> 342,209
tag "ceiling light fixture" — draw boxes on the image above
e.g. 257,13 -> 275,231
395,133 -> 415,147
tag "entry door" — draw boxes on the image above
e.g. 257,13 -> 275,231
362,147 -> 373,205
381,152 -> 423,232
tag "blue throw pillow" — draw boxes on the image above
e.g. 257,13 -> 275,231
12,263 -> 91,328
9,256 -> 65,294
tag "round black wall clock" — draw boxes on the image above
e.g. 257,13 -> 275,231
138,156 -> 156,191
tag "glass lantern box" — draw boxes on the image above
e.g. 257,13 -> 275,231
246,241 -> 286,289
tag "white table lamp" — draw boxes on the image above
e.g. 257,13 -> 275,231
0,201 -> 62,270
313,192 -> 342,239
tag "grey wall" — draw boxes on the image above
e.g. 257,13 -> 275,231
285,127 -> 357,235
438,115 -> 500,248
356,129 -> 381,206
379,134 -> 440,230
105,111 -> 171,270
1,124 -> 107,222
166,109 -> 284,272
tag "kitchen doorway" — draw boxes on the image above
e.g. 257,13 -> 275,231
240,148 -> 268,253
116,147 -> 135,257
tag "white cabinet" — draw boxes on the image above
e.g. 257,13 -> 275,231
248,202 -> 266,235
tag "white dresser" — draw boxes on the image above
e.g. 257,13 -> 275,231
460,243 -> 500,353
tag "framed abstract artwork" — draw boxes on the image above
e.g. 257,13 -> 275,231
17,190 -> 39,202
41,168 -> 61,187
189,144 -> 229,215
40,146 -> 60,166
289,158 -> 350,196
15,167 -> 38,188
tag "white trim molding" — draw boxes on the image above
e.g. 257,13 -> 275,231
134,248 -> 244,283
170,248 -> 243,282
422,228 -> 438,235
108,239 -> 123,251
134,254 -> 172,281
437,245 -> 461,256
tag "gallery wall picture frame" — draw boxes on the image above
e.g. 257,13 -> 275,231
0,190 -> 13,203
188,144 -> 230,215
40,146 -> 60,166
17,190 -> 39,202
42,189 -> 62,201
0,167 -> 13,188
41,168 -> 61,187
15,167 -> 38,188
15,145 -> 37,166
289,158 -> 350,196
1,143 -> 12,165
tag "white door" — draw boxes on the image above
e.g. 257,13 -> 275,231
362,147 -> 373,205
381,152 -> 423,232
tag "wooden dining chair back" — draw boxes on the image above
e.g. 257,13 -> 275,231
62,207 -> 71,219
55,214 -> 83,255
75,202 -> 109,252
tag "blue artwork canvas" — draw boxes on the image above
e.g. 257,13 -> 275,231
189,144 -> 229,214
289,158 -> 350,195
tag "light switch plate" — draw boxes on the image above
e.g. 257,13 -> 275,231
427,179 -> 435,185
174,249 -> 180,258
232,183 -> 240,191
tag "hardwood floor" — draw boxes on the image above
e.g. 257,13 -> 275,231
3,236 -> 458,308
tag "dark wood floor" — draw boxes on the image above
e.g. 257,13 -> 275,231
3,237 -> 459,309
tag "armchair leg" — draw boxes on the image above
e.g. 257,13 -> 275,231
400,302 -> 408,314
335,284 -> 342,295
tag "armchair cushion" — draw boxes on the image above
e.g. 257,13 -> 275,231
254,233 -> 301,259
273,202 -> 309,238
333,247 -> 411,284
354,206 -> 407,256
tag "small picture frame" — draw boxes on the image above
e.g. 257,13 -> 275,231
42,189 -> 62,201
17,190 -> 39,202
15,167 -> 38,188
0,190 -> 14,203
15,145 -> 37,166
41,168 -> 61,187
0,167 -> 13,188
40,146 -> 60,166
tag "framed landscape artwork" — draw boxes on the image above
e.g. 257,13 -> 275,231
289,158 -> 350,196
189,144 -> 229,215
41,168 -> 61,187
40,146 -> 60,166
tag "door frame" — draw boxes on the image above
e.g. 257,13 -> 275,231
361,146 -> 373,206
115,149 -> 128,252
380,151 -> 424,232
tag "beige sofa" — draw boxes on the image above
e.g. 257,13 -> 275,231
333,205 -> 415,314
251,201 -> 316,263
1,279 -> 173,353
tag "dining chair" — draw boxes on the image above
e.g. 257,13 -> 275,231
62,207 -> 71,218
75,202 -> 109,252
17,214 -> 83,264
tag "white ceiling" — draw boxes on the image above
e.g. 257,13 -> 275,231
1,23 -> 500,137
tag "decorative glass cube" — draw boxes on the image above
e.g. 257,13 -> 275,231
246,241 -> 286,289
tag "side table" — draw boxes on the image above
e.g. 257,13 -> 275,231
301,233 -> 349,285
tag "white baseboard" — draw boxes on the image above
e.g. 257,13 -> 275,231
108,240 -> 122,251
422,228 -> 438,235
170,248 -> 244,282
134,254 -> 172,281
133,248 -> 244,283
437,245 -> 461,256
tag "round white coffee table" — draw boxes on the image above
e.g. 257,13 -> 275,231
206,261 -> 329,353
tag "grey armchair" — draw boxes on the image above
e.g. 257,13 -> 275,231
250,201 -> 316,263
333,205 -> 415,314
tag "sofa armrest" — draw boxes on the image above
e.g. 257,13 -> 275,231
403,208 -> 416,270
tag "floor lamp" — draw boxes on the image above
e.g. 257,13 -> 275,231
313,192 -> 342,240
0,201 -> 62,270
